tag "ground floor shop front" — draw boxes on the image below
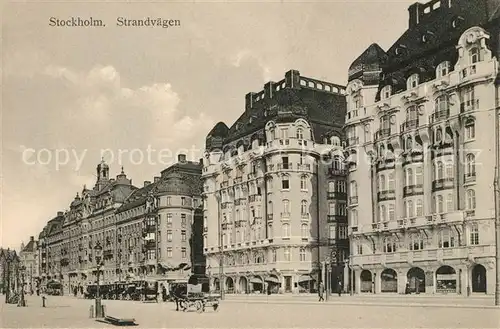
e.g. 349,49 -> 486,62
350,258 -> 495,295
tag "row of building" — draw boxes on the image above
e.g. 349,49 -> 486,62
12,0 -> 500,296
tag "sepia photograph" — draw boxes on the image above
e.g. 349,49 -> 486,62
1,0 -> 500,328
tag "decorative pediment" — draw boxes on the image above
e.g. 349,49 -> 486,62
432,79 -> 450,92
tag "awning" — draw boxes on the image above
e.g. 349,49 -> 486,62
265,276 -> 280,284
298,275 -> 314,283
250,277 -> 263,284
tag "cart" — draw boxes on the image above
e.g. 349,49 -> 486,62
178,293 -> 220,313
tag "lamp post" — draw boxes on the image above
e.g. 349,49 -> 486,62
94,241 -> 103,318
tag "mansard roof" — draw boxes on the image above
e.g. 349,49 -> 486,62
22,240 -> 36,253
207,122 -> 229,139
348,43 -> 388,83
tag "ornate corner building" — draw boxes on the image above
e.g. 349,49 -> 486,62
35,156 -> 205,292
202,70 -> 348,294
344,0 -> 500,295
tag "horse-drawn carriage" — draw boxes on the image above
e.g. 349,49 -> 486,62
178,292 -> 220,313
46,280 -> 63,296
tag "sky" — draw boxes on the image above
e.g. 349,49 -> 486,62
1,0 -> 416,249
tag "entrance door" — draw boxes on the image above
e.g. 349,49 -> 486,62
284,276 -> 292,292
471,264 -> 486,293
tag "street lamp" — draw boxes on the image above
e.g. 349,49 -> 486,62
94,241 -> 104,318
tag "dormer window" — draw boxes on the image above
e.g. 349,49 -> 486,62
407,73 -> 419,90
436,61 -> 450,78
249,117 -> 253,124
381,85 -> 392,100
469,48 -> 480,64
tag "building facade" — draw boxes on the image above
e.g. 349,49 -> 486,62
19,237 -> 38,293
202,70 -> 348,294
345,0 -> 500,295
0,249 -> 20,298
36,157 -> 205,290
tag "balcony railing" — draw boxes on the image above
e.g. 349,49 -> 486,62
377,190 -> 396,201
430,109 -> 450,123
234,177 -> 243,184
403,184 -> 424,197
464,173 -> 476,183
400,119 -> 419,132
281,212 -> 291,218
297,163 -> 311,170
460,99 -> 479,113
328,168 -> 348,176
347,136 -> 359,147
327,191 -> 347,200
375,128 -> 391,140
249,195 -> 262,203
277,163 -> 292,170
432,178 -> 454,191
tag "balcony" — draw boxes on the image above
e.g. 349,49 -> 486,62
349,196 -> 358,205
403,184 -> 424,197
377,190 -> 396,201
327,215 -> 347,223
234,177 -> 243,184
277,162 -> 292,170
248,194 -> 262,203
430,109 -> 450,123
297,163 -> 311,171
247,173 -> 256,180
464,173 -> 476,184
400,119 -> 419,132
460,64 -> 477,80
145,240 -> 156,249
328,168 -> 348,177
374,128 -> 391,140
280,212 -> 291,218
460,99 -> 479,113
432,178 -> 454,191
346,136 -> 359,147
327,191 -> 347,200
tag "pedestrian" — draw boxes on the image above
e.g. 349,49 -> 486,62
318,282 -> 325,302
267,284 -> 272,295
337,279 -> 342,297
162,285 -> 167,302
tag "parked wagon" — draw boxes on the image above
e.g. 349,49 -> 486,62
178,292 -> 220,313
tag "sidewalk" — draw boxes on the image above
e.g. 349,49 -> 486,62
222,293 -> 499,309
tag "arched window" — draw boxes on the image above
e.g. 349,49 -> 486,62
436,61 -> 450,78
407,168 -> 414,186
432,196 -> 437,213
407,200 -> 414,218
301,200 -> 308,215
383,237 -> 397,253
381,85 -> 392,100
331,136 -> 341,146
437,161 -> 444,179
437,195 -> 444,213
466,154 -> 476,176
466,189 -> 476,209
351,209 -> 358,226
350,181 -> 358,197
268,201 -> 273,214
299,248 -> 306,261
446,193 -> 454,212
328,181 -> 335,192
282,223 -> 290,238
300,175 -> 308,190
283,199 -> 290,214
416,199 -> 423,216
301,223 -> 308,238
435,95 -> 449,113
465,119 -> 475,140
379,174 -> 386,191
469,48 -> 480,64
406,136 -> 413,150
438,228 -> 456,248
409,234 -> 424,251
296,128 -> 304,139
436,127 -> 443,142
469,223 -> 479,245
407,73 -> 419,89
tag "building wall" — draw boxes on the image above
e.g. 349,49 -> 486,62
345,24 -> 499,295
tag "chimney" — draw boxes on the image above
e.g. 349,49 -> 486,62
285,69 -> 300,88
408,2 -> 425,28
30,236 -> 34,242
154,176 -> 160,183
264,82 -> 275,99
245,92 -> 255,111
57,211 -> 64,216
144,181 -> 151,187
178,154 -> 187,163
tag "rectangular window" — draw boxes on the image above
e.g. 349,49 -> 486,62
181,248 -> 187,259
283,247 -> 291,261
280,128 -> 289,140
166,197 -> 171,206
181,214 -> 187,227
181,230 -> 187,241
469,224 -> 479,245
167,214 -> 173,227
167,230 -> 173,242
388,204 -> 395,221
329,224 -> 336,239
282,179 -> 289,190
181,197 -> 186,206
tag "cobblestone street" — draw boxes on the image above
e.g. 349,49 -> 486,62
1,294 -> 499,328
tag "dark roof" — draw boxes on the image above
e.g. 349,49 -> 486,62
349,43 -> 388,71
207,122 -> 229,139
0,249 -> 19,261
22,240 -> 36,253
